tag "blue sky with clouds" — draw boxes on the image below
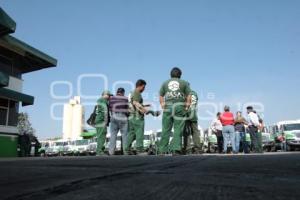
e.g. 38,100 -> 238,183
2,0 -> 300,139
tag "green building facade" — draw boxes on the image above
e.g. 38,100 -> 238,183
0,8 -> 57,157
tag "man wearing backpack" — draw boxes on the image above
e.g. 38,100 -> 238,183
95,90 -> 112,156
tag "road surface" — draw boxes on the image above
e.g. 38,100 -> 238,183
1,152 -> 300,200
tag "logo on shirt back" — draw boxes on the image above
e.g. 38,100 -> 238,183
168,81 -> 180,92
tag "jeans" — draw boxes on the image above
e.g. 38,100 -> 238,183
222,125 -> 235,153
233,132 -> 241,153
109,112 -> 128,155
240,132 -> 250,153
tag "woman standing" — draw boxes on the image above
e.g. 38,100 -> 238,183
211,112 -> 223,154
234,112 -> 248,154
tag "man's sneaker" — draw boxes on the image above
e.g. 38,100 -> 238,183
136,152 -> 148,156
96,152 -> 108,156
172,151 -> 182,156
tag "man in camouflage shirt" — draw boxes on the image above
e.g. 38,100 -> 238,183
183,89 -> 202,154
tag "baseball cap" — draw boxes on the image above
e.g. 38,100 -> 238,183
102,90 -> 112,96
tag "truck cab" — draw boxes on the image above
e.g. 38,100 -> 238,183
73,139 -> 90,155
271,120 -> 300,151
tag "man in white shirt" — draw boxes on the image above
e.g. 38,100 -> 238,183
210,112 -> 223,154
247,106 -> 261,153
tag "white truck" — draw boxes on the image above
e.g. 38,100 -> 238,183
271,120 -> 300,151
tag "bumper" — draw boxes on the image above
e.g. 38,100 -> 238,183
263,142 -> 275,148
287,140 -> 300,146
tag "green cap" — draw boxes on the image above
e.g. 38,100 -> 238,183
102,90 -> 112,96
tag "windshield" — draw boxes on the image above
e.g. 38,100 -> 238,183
283,124 -> 300,131
144,135 -> 150,140
75,140 -> 89,146
54,142 -> 64,146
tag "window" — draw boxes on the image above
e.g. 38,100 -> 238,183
8,101 -> 18,126
0,98 -> 9,107
0,54 -> 21,78
0,108 -> 8,125
0,98 -> 19,127
0,55 -> 13,75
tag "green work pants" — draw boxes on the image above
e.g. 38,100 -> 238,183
159,105 -> 186,153
96,123 -> 107,155
126,116 -> 145,153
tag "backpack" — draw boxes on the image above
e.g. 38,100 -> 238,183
87,105 -> 97,127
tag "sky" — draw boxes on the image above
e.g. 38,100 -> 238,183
2,0 -> 300,139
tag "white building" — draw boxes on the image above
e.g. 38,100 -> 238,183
62,96 -> 85,140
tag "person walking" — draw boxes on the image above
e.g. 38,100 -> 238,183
220,106 -> 235,154
210,112 -> 223,154
95,90 -> 112,156
246,106 -> 260,153
234,111 -> 248,154
159,67 -> 192,155
183,89 -> 202,154
108,88 -> 129,155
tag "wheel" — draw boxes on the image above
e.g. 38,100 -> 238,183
207,143 -> 211,153
208,143 -> 215,153
286,143 -> 291,152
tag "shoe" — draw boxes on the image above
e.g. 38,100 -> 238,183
136,152 -> 148,156
96,152 -> 108,156
172,151 -> 182,156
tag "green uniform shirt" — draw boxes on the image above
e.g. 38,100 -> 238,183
95,98 -> 109,123
189,90 -> 198,121
159,78 -> 191,104
129,89 -> 144,118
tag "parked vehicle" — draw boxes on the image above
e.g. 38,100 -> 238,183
204,129 -> 218,153
261,127 -> 275,152
62,140 -> 76,156
271,120 -> 300,151
73,139 -> 90,155
87,142 -> 97,155
38,141 -> 50,157
45,140 -> 64,157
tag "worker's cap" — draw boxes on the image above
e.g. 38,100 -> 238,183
246,106 -> 253,110
102,90 -> 113,96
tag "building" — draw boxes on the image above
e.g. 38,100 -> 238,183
0,8 -> 57,157
62,96 -> 85,141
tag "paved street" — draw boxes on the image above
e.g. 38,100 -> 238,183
1,152 -> 300,200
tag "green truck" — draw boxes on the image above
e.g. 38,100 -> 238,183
270,120 -> 300,151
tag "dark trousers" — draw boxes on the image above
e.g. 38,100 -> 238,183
240,132 -> 250,153
215,130 -> 223,153
249,125 -> 260,153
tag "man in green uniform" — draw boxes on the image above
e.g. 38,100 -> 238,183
125,79 -> 160,155
159,67 -> 192,155
183,89 -> 202,154
95,90 -> 112,156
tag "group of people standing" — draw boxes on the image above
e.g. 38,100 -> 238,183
210,106 -> 264,154
92,67 -> 202,156
92,67 -> 263,156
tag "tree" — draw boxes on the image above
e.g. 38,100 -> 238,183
17,112 -> 35,136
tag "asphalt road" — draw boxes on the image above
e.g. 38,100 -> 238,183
1,152 -> 300,200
